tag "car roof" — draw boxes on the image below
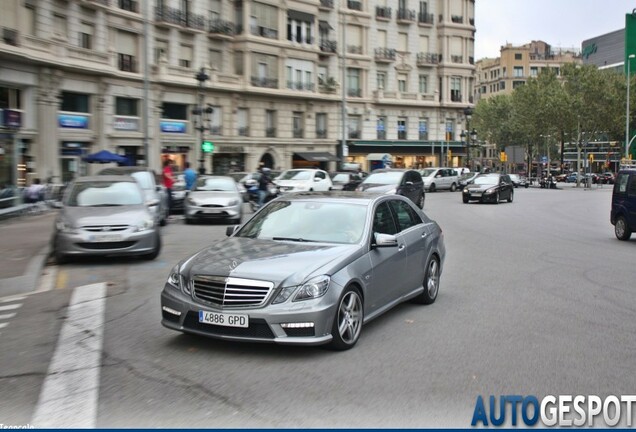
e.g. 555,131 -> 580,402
73,175 -> 137,183
197,175 -> 237,181
370,168 -> 410,173
97,166 -> 156,175
276,191 -> 405,205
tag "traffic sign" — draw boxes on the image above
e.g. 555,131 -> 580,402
541,156 -> 548,163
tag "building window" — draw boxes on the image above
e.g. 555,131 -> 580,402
237,108 -> 249,136
514,53 -> 522,60
286,13 -> 313,44
347,68 -> 361,97
418,75 -> 428,94
209,49 -> 222,69
60,92 -> 90,113
418,119 -> 428,140
115,97 -> 138,116
79,22 -> 93,49
53,14 -> 67,38
119,0 -> 138,12
500,81 -> 506,90
376,116 -> 386,139
513,66 -> 523,77
530,66 -> 538,77
293,112 -> 304,138
0,87 -> 22,110
117,30 -> 138,72
162,103 -> 188,120
251,2 -> 279,39
155,40 -> 168,64
348,115 -> 361,139
397,118 -> 407,140
398,74 -> 408,92
445,120 -> 454,141
266,110 -> 277,137
450,76 -> 461,102
377,72 -> 386,90
316,113 -> 327,138
208,106 -> 222,135
513,81 -> 525,89
118,54 -> 136,72
179,45 -> 193,68
23,2 -> 37,36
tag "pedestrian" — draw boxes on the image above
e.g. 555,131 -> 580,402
162,159 -> 175,215
257,167 -> 272,209
25,178 -> 45,204
184,161 -> 197,191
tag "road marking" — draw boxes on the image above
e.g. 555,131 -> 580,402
31,283 -> 107,428
56,269 -> 68,290
36,266 -> 58,293
0,313 -> 17,320
0,296 -> 26,303
0,323 -> 8,329
0,303 -> 21,312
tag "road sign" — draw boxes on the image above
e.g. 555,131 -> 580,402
541,156 -> 548,163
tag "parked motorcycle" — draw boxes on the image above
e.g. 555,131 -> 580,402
247,184 -> 280,212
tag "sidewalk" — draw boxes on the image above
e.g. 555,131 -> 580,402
0,210 -> 57,298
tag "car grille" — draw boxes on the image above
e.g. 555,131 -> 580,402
82,225 -> 129,232
201,204 -> 223,208
183,312 -> 275,339
77,241 -> 136,250
191,275 -> 274,308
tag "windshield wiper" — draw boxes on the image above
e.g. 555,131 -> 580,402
272,237 -> 319,243
90,204 -> 124,207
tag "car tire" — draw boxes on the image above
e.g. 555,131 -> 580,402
144,234 -> 161,260
495,191 -> 500,204
429,183 -> 436,192
450,183 -> 457,192
462,196 -> 469,203
508,191 -> 513,203
525,184 -> 529,188
417,193 -> 425,208
615,216 -> 632,241
328,286 -> 363,351
415,256 -> 440,305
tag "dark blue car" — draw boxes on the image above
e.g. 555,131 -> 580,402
611,165 -> 636,240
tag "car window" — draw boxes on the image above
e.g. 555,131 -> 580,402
67,181 -> 143,207
315,171 -> 326,180
411,171 -> 422,182
628,175 -> 636,195
372,202 -> 398,235
388,200 -> 422,232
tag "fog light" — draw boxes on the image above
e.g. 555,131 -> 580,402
162,306 -> 182,316
280,322 -> 314,328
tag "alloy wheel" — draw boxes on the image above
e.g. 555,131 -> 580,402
427,259 -> 439,300
338,291 -> 362,344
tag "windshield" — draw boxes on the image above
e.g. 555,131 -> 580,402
421,169 -> 437,177
237,200 -> 368,244
66,181 -> 143,207
363,171 -> 404,185
195,178 -> 237,192
509,174 -> 520,181
130,172 -> 154,190
279,170 -> 312,180
473,175 -> 500,185
332,174 -> 350,183
460,173 -> 475,180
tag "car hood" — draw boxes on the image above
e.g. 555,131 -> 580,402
61,205 -> 152,227
357,183 -> 395,193
183,237 -> 362,287
275,179 -> 311,188
464,184 -> 497,192
188,191 -> 240,205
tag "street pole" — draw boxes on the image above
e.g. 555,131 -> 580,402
626,54 -> 635,159
195,67 -> 209,175
142,0 -> 150,168
340,1 -> 347,170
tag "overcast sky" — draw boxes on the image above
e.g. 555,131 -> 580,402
474,0 -> 636,59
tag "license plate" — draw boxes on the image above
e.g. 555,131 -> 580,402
471,192 -> 482,196
204,208 -> 220,214
90,234 -> 122,242
199,310 -> 249,328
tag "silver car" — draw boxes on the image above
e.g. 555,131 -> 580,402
52,176 -> 161,264
184,176 -> 243,224
161,192 -> 445,350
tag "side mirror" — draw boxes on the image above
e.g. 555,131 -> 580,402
372,233 -> 398,248
146,198 -> 160,207
314,178 -> 321,182
226,225 -> 240,237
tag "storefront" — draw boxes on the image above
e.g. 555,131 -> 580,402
60,141 -> 89,182
213,145 -> 246,174
292,152 -> 339,170
347,141 -> 466,171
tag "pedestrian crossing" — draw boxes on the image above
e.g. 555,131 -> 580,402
0,295 -> 25,333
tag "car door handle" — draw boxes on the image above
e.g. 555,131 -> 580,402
421,232 -> 428,238
398,244 -> 406,251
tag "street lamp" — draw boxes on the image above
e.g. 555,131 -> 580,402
194,67 -> 212,174
626,54 -> 635,159
460,127 -> 477,170
463,106 -> 473,169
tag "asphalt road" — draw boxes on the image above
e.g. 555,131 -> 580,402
1,184 -> 634,428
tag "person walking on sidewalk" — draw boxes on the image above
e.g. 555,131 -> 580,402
162,159 -> 175,216
184,162 -> 197,191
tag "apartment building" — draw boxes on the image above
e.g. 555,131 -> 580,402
0,0 -> 475,186
474,41 -> 581,102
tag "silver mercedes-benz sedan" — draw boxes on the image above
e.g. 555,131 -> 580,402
52,175 -> 161,264
184,176 -> 243,224
162,192 -> 445,350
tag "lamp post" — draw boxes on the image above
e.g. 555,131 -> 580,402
463,106 -> 473,169
626,54 -> 635,159
460,127 -> 477,170
194,67 -> 211,175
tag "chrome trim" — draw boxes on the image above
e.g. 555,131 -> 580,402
191,275 -> 275,309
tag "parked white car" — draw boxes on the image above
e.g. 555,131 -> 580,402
275,169 -> 333,193
419,167 -> 460,192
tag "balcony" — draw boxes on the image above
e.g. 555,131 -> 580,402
469,56 -> 474,65
118,54 -> 137,72
118,0 -> 138,13
419,132 -> 428,140
154,7 -> 206,30
376,6 -> 391,19
266,127 -> 276,138
287,81 -> 315,91
209,126 -> 222,135
451,55 -> 463,63
451,15 -> 463,23
293,129 -> 304,138
319,40 -> 337,54
347,45 -> 363,55
238,127 -> 250,137
397,131 -> 407,140
347,0 -> 362,11
348,130 -> 361,139
250,25 -> 278,39
418,12 -> 434,24
251,76 -> 278,89
416,52 -> 439,66
450,92 -> 462,102
319,0 -> 334,9
347,88 -> 362,97
376,130 -> 386,139
316,129 -> 327,138
86,0 -> 110,6
397,9 -> 416,23
374,47 -> 396,62
209,19 -> 235,36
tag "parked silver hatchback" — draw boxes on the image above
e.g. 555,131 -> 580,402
52,176 -> 161,264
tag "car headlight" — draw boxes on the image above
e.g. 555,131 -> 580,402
227,199 -> 239,206
187,197 -> 198,206
167,264 -> 189,293
384,188 -> 397,195
134,218 -> 154,232
56,219 -> 77,234
485,187 -> 496,194
293,275 -> 331,301
463,188 -> 469,193
272,286 -> 298,304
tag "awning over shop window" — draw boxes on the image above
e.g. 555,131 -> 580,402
294,152 -> 339,162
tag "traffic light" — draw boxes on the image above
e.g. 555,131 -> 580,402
202,140 -> 214,153
500,151 -> 507,162
588,153 -> 594,162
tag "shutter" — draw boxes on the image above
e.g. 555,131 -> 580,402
118,30 -> 137,55
398,33 -> 407,52
450,36 -> 462,56
378,30 -> 387,48
419,35 -> 429,52
180,45 -> 193,62
347,25 -> 361,45
81,22 -> 93,36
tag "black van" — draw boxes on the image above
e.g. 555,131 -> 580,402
611,164 -> 636,240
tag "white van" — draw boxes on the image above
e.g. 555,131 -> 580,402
419,167 -> 460,192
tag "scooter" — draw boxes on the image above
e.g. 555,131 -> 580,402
247,184 -> 280,212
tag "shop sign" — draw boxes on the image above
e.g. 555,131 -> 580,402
160,121 -> 187,133
59,114 -> 90,129
216,145 -> 245,153
113,116 -> 140,131
2,109 -> 22,129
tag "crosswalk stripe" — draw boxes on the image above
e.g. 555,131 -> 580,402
31,283 -> 107,428
0,304 -> 21,312
0,313 -> 17,320
0,296 -> 26,303
0,323 -> 8,329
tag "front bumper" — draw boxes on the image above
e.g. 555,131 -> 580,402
462,190 -> 497,202
160,282 -> 340,346
184,203 -> 241,221
55,228 -> 159,257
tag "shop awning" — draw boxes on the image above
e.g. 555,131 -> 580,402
350,140 -> 464,147
294,152 -> 340,162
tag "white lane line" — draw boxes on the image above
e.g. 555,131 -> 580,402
0,313 -> 17,320
35,266 -> 58,293
0,304 -> 21,312
0,296 -> 26,303
0,323 -> 8,329
31,283 -> 107,428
